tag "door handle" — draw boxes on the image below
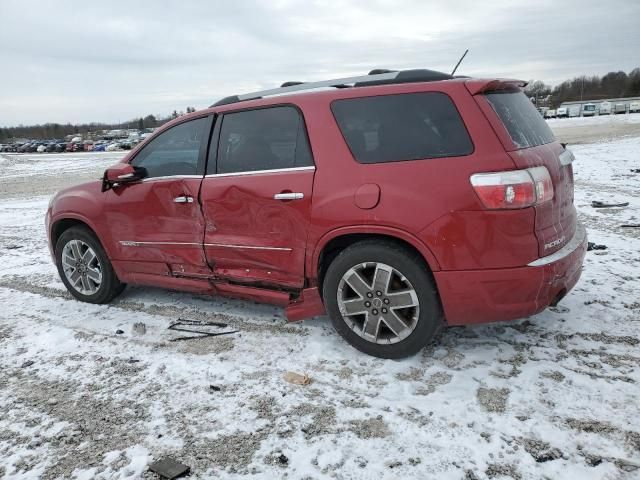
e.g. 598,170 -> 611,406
274,192 -> 304,201
173,195 -> 194,203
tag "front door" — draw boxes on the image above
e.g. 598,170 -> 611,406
200,105 -> 315,288
104,115 -> 213,278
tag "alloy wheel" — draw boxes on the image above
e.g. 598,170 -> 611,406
61,239 -> 102,295
337,262 -> 419,344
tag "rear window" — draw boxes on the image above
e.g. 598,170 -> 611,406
485,90 -> 555,149
331,92 -> 473,164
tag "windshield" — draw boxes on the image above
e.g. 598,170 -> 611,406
485,90 -> 556,149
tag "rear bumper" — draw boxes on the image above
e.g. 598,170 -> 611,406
434,223 -> 587,326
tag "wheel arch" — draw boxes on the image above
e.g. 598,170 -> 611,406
311,226 -> 441,290
49,214 -> 113,258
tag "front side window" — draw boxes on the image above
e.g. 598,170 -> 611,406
331,92 -> 473,164
132,117 -> 207,178
214,106 -> 314,174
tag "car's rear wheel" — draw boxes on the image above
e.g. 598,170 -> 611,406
55,226 -> 125,304
323,240 -> 442,358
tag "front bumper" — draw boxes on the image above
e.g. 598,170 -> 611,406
434,223 -> 587,326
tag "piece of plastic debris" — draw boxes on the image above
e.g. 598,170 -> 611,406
148,457 -> 190,479
630,169 -> 640,173
587,242 -> 607,251
115,329 -> 124,334
278,454 -> 289,465
168,318 -> 238,342
620,224 -> 640,228
21,360 -> 34,368
209,385 -> 221,392
591,201 -> 629,208
283,371 -> 311,385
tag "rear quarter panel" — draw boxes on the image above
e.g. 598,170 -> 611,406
295,82 -> 538,274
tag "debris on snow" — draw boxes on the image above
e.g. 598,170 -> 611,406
168,318 -> 238,341
283,371 -> 311,385
148,457 -> 191,479
587,241 -> 607,251
591,200 -> 629,208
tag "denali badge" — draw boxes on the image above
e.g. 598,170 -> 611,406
545,236 -> 565,250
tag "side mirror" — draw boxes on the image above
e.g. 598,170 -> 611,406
101,163 -> 146,191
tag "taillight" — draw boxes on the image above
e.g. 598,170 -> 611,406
470,166 -> 554,209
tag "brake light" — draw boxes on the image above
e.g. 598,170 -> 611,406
470,166 -> 554,209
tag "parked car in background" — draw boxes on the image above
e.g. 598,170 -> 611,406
599,102 -> 612,115
47,68 -> 586,358
544,109 -> 556,119
614,103 -> 627,114
556,107 -> 568,118
630,102 -> 640,113
582,103 -> 597,117
2,144 -> 18,153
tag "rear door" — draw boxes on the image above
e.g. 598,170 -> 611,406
200,105 -> 315,288
480,89 -> 575,257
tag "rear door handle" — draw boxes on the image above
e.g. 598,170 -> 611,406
274,192 -> 304,200
173,195 -> 194,203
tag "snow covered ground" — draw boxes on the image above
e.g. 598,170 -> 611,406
549,112 -> 640,145
0,131 -> 639,479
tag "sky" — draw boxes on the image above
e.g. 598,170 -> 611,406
1,0 -> 639,127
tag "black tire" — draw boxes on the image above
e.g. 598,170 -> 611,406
55,226 -> 125,304
323,240 -> 443,359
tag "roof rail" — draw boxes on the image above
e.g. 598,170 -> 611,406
210,69 -> 453,107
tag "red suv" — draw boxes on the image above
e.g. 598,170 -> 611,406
46,69 -> 587,358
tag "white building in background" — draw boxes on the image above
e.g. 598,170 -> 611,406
559,96 -> 640,116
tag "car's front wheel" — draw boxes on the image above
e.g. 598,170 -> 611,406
55,226 -> 125,304
323,240 -> 443,358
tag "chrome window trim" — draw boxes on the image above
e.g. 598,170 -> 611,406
140,175 -> 203,183
204,166 -> 315,179
527,223 -> 586,267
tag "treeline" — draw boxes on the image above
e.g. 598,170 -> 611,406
525,68 -> 640,107
3,67 -> 640,142
0,107 -> 196,142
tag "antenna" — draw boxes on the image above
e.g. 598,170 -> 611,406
451,49 -> 469,76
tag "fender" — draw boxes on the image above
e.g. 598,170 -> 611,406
48,181 -> 115,259
308,225 -> 442,280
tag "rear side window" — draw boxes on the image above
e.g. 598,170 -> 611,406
331,92 -> 473,164
214,106 -> 314,175
484,90 -> 555,149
